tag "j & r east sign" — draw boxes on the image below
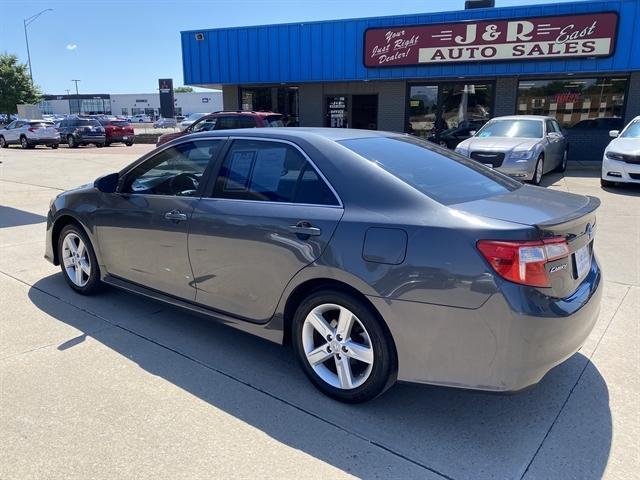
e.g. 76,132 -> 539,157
363,12 -> 618,67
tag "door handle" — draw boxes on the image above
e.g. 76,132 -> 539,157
289,222 -> 321,237
164,209 -> 187,222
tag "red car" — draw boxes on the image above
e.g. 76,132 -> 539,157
99,119 -> 135,147
156,111 -> 284,147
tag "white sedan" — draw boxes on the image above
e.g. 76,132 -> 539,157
601,116 -> 640,187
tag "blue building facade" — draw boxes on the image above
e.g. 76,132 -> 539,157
182,0 -> 640,160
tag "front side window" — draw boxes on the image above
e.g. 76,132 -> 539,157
517,77 -> 628,128
476,119 -> 543,139
191,117 -> 217,132
213,139 -> 338,205
339,136 -> 520,205
122,140 -> 222,196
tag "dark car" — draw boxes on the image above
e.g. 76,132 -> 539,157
98,119 -> 135,146
45,128 -> 602,403
156,111 -> 284,146
58,117 -> 106,148
427,119 -> 488,149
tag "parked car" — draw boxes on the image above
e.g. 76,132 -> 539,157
601,115 -> 640,187
427,119 -> 488,149
153,117 -> 177,128
98,119 -> 134,146
128,114 -> 152,123
57,117 -> 106,148
179,112 -> 208,130
157,111 -> 284,146
45,128 -> 602,403
455,115 -> 568,185
0,119 -> 60,149
570,117 -> 624,131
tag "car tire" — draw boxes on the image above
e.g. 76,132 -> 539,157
292,289 -> 397,403
57,224 -> 103,295
531,155 -> 544,185
556,149 -> 568,173
125,142 -> 133,147
68,135 -> 78,148
50,143 -> 59,149
0,136 -> 7,148
96,143 -> 104,148
104,141 -> 111,147
601,178 -> 616,188
20,136 -> 30,149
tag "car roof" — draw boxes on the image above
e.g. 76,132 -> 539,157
187,127 -> 403,142
490,115 -> 551,121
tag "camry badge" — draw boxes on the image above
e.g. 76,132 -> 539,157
550,264 -> 567,273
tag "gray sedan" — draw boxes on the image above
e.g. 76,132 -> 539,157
45,128 -> 601,402
455,115 -> 568,184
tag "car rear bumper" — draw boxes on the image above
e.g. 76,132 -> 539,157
368,256 -> 602,392
602,157 -> 640,184
28,137 -> 60,145
74,134 -> 106,144
107,136 -> 134,143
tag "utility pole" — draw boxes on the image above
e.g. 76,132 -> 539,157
23,9 -> 53,85
71,80 -> 81,115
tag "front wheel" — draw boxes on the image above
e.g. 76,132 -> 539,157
20,136 -> 29,149
125,142 -> 133,147
96,143 -> 104,148
292,290 -> 397,403
58,224 -> 102,295
531,155 -> 544,185
0,136 -> 7,148
68,135 -> 78,148
50,143 -> 59,149
556,149 -> 568,173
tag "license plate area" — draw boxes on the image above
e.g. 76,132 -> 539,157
574,243 -> 591,279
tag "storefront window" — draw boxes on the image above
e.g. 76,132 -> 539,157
408,83 -> 493,140
241,86 -> 299,126
517,77 -> 628,128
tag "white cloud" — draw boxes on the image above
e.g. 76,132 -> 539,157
66,44 -> 77,51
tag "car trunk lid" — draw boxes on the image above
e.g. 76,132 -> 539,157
455,185 -> 600,298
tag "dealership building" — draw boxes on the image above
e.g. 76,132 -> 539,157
181,0 -> 639,161
38,91 -> 222,118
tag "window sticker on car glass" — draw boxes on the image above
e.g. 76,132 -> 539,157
250,148 -> 287,193
225,150 -> 255,191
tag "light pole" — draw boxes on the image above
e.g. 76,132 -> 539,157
71,80 -> 81,114
23,9 -> 53,85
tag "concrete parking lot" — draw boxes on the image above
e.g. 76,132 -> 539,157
0,144 -> 638,480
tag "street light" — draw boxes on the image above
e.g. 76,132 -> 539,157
71,80 -> 81,114
23,8 -> 53,85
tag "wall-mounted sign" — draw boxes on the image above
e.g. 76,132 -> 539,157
135,99 -> 148,103
326,96 -> 347,128
364,12 -> 618,67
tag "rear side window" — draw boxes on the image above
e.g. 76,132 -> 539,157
236,116 -> 257,128
212,139 -> 338,205
29,122 -> 53,127
339,136 -> 521,205
264,116 -> 284,127
215,116 -> 240,130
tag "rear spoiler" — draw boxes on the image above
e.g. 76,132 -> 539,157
535,195 -> 601,227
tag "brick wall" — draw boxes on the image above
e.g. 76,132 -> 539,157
493,77 -> 518,117
299,81 -> 406,132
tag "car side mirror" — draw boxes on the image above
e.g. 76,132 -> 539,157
469,130 -> 476,136
94,172 -> 119,193
547,131 -> 561,138
609,130 -> 619,138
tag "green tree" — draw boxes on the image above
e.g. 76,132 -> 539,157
0,54 -> 42,118
174,86 -> 193,93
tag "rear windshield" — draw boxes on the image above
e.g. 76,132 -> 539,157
74,119 -> 101,127
108,120 -> 129,127
339,136 -> 521,205
476,119 -> 543,139
264,115 -> 284,127
29,122 -> 54,127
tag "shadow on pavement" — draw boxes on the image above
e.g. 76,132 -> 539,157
0,206 -> 46,228
28,274 -> 612,480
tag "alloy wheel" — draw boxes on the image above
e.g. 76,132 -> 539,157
62,232 -> 91,287
301,303 -> 374,390
21,137 -> 28,149
0,136 -> 6,148
535,157 -> 544,184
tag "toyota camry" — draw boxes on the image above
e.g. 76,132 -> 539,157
45,128 -> 602,403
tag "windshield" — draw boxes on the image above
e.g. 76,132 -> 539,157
620,120 -> 640,138
265,116 -> 284,127
339,136 -> 521,205
476,119 -> 543,139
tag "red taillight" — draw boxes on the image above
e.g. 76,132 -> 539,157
477,237 -> 570,287
28,127 -> 37,132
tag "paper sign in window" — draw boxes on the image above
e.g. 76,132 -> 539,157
250,148 -> 287,193
225,150 -> 255,191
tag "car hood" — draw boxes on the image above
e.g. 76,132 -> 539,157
606,137 -> 640,155
451,184 -> 596,226
462,137 -> 540,151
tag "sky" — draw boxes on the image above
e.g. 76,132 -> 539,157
1,0 -> 583,95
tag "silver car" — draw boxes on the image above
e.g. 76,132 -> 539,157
455,115 -> 568,185
0,119 -> 60,149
